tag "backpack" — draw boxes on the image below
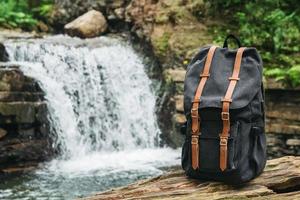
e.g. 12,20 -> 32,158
181,35 -> 267,184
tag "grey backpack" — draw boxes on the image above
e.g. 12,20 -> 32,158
181,35 -> 267,184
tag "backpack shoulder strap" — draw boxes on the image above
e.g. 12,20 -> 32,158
219,47 -> 246,171
191,45 -> 218,170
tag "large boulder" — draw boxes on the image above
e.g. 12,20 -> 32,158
64,10 -> 108,38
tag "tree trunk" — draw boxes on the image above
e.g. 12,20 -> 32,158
82,156 -> 300,200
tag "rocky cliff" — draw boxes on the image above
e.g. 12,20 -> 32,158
0,62 -> 53,177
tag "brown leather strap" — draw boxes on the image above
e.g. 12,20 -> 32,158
219,47 -> 246,171
191,46 -> 218,170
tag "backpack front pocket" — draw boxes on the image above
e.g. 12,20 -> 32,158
198,121 -> 240,172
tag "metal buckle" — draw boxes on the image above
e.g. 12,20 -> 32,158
221,112 -> 230,120
191,135 -> 199,144
220,137 -> 228,146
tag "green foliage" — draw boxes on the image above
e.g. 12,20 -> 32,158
265,65 -> 300,88
206,0 -> 300,87
0,0 -> 53,30
32,2 -> 53,18
153,32 -> 171,56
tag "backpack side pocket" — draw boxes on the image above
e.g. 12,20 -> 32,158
250,126 -> 267,176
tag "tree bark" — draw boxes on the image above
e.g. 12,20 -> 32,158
82,156 -> 300,200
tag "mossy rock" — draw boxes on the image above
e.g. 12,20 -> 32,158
152,32 -> 171,57
150,0 -> 213,68
169,26 -> 212,64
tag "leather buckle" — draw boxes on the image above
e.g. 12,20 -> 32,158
221,98 -> 232,103
229,77 -> 240,81
191,135 -> 199,144
221,112 -> 230,120
192,99 -> 201,103
191,108 -> 198,118
220,137 -> 228,146
200,73 -> 210,78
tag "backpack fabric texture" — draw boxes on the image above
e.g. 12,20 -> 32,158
181,36 -> 267,184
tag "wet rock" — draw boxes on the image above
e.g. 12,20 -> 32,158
64,10 -> 108,38
18,127 -> 35,139
0,162 -> 39,177
156,89 -> 178,148
0,91 -> 44,102
0,66 -> 43,92
0,43 -> 9,62
0,63 -> 53,177
174,95 -> 184,113
83,156 -> 300,200
287,139 -> 300,146
0,139 -> 52,169
35,102 -> 49,124
0,68 -> 24,91
0,128 -> 7,139
0,102 -> 35,124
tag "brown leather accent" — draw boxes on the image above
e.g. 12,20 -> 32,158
219,47 -> 246,171
191,46 -> 217,170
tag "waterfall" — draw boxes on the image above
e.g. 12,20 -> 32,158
1,35 -> 180,199
5,36 -> 161,158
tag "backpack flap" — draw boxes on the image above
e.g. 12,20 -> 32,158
184,47 -> 263,115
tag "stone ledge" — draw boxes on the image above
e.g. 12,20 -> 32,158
0,66 -> 41,92
265,78 -> 300,90
174,95 -> 184,113
83,156 -> 300,200
0,101 -> 48,124
0,91 -> 45,102
164,69 -> 186,83
0,138 -> 52,173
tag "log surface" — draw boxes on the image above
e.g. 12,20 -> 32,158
83,156 -> 300,200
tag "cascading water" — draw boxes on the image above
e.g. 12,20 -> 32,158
0,35 -> 180,199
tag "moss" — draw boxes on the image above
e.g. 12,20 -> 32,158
150,0 -> 213,68
152,32 -> 171,57
175,83 -> 184,94
155,0 -> 199,25
187,0 -> 206,20
162,69 -> 174,85
155,11 -> 169,24
168,27 -> 212,65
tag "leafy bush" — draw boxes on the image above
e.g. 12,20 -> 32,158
206,0 -> 300,87
0,0 -> 53,30
265,65 -> 300,88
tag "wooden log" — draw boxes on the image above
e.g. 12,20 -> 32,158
82,156 -> 300,200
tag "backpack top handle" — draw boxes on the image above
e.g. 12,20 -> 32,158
223,34 -> 242,48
